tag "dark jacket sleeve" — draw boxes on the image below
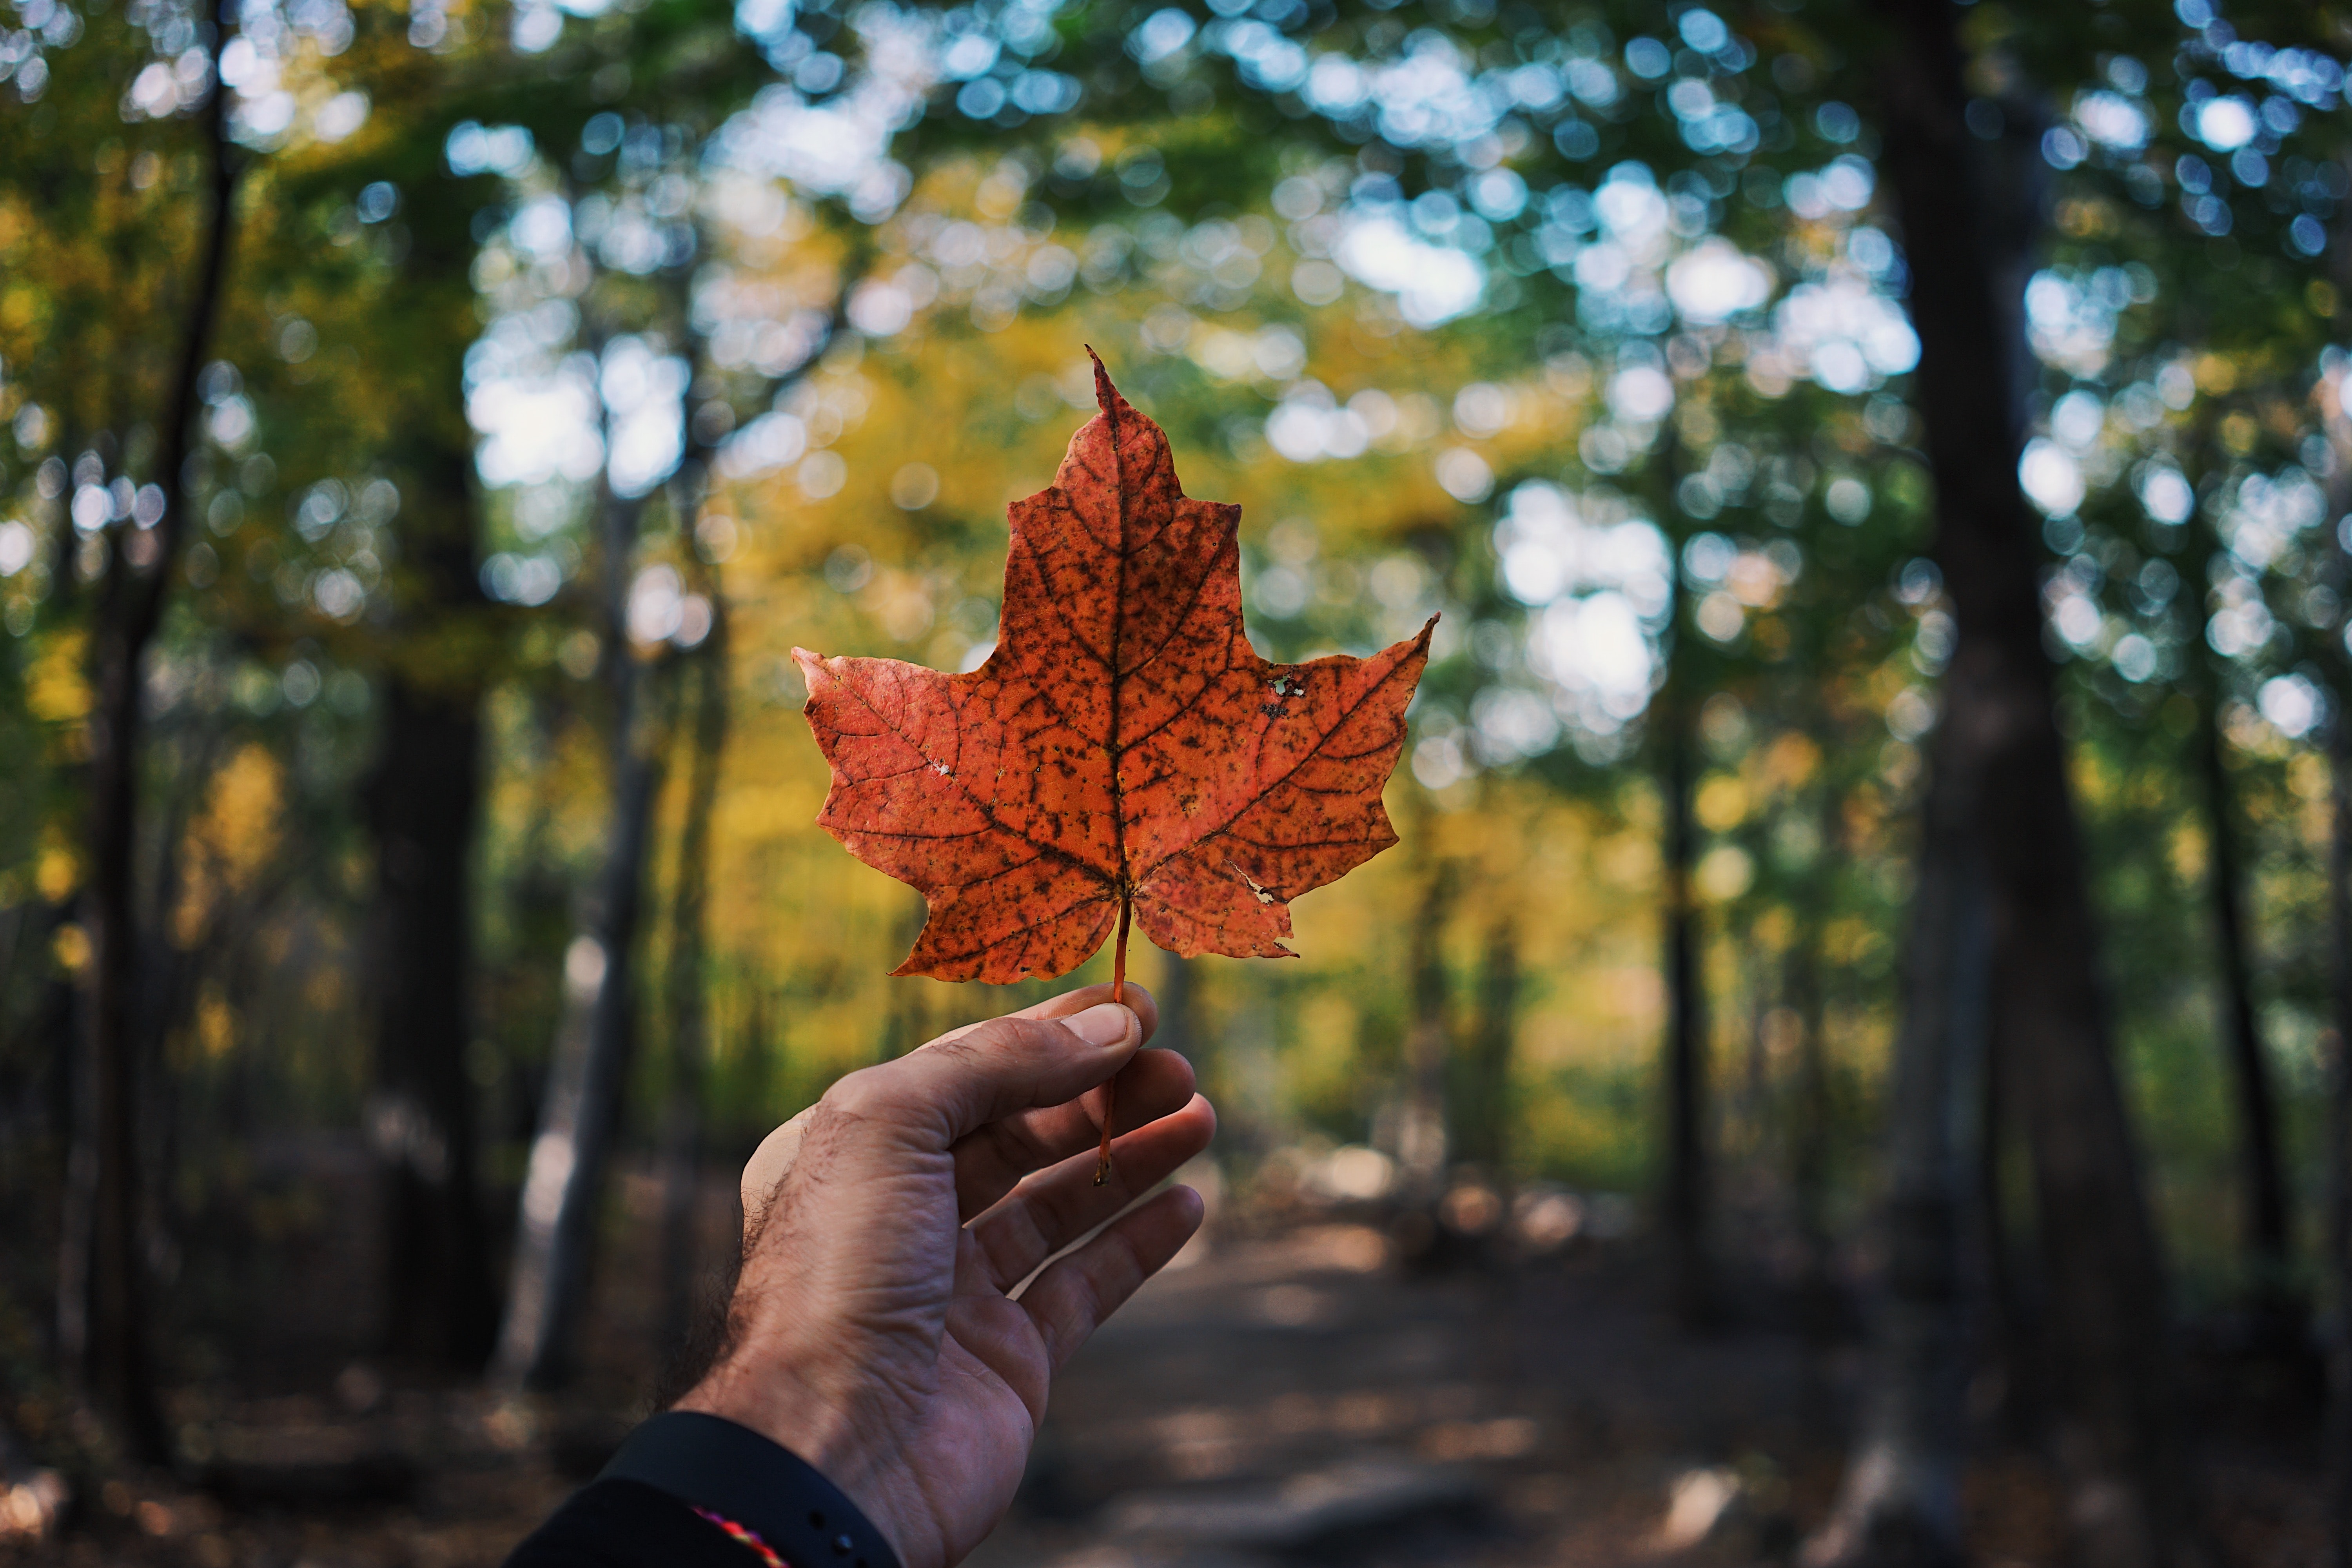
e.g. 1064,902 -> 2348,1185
506,1478 -> 753,1568
505,1411 -> 902,1568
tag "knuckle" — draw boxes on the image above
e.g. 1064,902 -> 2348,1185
820,1066 -> 891,1122
950,1017 -> 1033,1057
924,1016 -> 1058,1075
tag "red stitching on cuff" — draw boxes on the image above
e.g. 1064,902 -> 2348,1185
693,1505 -> 793,1568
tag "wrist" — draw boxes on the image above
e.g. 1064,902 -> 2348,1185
596,1412 -> 902,1568
673,1352 -> 904,1546
675,1363 -> 871,1489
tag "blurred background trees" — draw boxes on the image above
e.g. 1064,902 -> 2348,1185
8,0 -> 2352,1559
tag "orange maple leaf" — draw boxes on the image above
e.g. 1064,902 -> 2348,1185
796,352 -> 1433,992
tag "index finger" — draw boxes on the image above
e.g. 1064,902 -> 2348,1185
943,981 -> 1160,1049
739,982 -> 1163,1225
805,1001 -> 1147,1191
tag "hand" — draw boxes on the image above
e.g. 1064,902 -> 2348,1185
674,983 -> 1216,1568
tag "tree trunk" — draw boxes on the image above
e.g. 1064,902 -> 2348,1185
1805,723 -> 1989,1568
364,402 -> 496,1372
55,996 -> 92,1392
1399,853 -> 1453,1197
1789,771 -> 1840,1363
367,664 -> 497,1370
362,129 -> 506,1375
2190,681 -> 2293,1301
1457,916 -> 1517,1172
491,476 -> 667,1391
1974,990 -> 2042,1444
2176,414 -> 2294,1318
1870,2 -> 2203,1560
1661,682 -> 1713,1328
2317,358 -> 2352,1568
75,15 -> 236,1461
46,418 -> 92,1393
657,592 -> 728,1362
2332,704 -> 2352,1568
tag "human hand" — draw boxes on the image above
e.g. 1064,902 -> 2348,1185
673,983 -> 1216,1568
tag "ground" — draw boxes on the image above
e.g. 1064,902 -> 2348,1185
0,1163 -> 2331,1566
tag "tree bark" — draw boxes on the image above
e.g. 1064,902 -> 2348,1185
1869,2 -> 2203,1560
1457,915 -> 1517,1172
367,664 -> 497,1370
359,129 -> 509,1374
2190,679 -> 2293,1299
491,473 -> 667,1391
362,338 -> 498,1367
76,8 -> 237,1461
657,587 -> 727,1362
2333,704 -> 2352,1568
1661,681 -> 1713,1328
1805,720 -> 1988,1568
1974,987 -> 2042,1444
1789,770 -> 1840,1361
1399,853 -> 1453,1196
2173,414 -> 2294,1316
2317,359 -> 2352,1568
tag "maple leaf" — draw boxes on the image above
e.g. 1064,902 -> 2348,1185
796,352 -> 1433,990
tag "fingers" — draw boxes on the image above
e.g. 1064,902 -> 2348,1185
974,981 -> 1160,1049
811,988 -> 1160,1182
735,982 -> 1167,1225
969,1093 -> 1216,1291
1019,1184 -> 1207,1370
951,1047 -> 1195,1220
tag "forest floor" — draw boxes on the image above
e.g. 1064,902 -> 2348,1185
0,1154 -> 2334,1567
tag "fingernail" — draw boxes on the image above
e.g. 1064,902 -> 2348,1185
1065,1003 -> 1134,1048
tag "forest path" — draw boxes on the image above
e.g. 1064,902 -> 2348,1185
8,1183 -> 2328,1567
967,1216 -> 1837,1568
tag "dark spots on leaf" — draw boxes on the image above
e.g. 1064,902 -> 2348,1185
797,363 -> 1428,982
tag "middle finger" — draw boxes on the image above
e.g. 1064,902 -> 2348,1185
951,1046 -> 1197,1219
968,1092 -> 1216,1291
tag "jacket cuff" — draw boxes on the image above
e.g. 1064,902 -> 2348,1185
597,1411 -> 902,1568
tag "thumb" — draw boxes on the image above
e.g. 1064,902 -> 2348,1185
834,1003 -> 1141,1156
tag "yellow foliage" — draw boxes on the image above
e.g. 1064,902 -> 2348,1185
1762,732 -> 1820,792
2289,752 -> 2328,802
2071,744 -> 2115,810
174,744 -> 287,946
35,841 -> 77,903
1823,916 -> 1881,968
2168,821 -> 2209,887
1694,775 -> 1748,833
25,632 -> 90,724
197,987 -> 236,1062
1695,845 -> 1755,903
1285,991 -> 1366,1123
719,784 -> 823,842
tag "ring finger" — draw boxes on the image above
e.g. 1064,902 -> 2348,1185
967,1092 -> 1216,1292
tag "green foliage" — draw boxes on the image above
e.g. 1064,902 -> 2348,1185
7,0 -> 2352,1406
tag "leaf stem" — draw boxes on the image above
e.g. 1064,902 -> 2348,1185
1094,895 -> 1131,1186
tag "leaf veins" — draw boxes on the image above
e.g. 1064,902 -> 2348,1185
797,351 -> 1433,984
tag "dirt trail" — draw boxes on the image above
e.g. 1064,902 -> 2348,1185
7,1198 -> 2327,1566
972,1220 -> 1826,1568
